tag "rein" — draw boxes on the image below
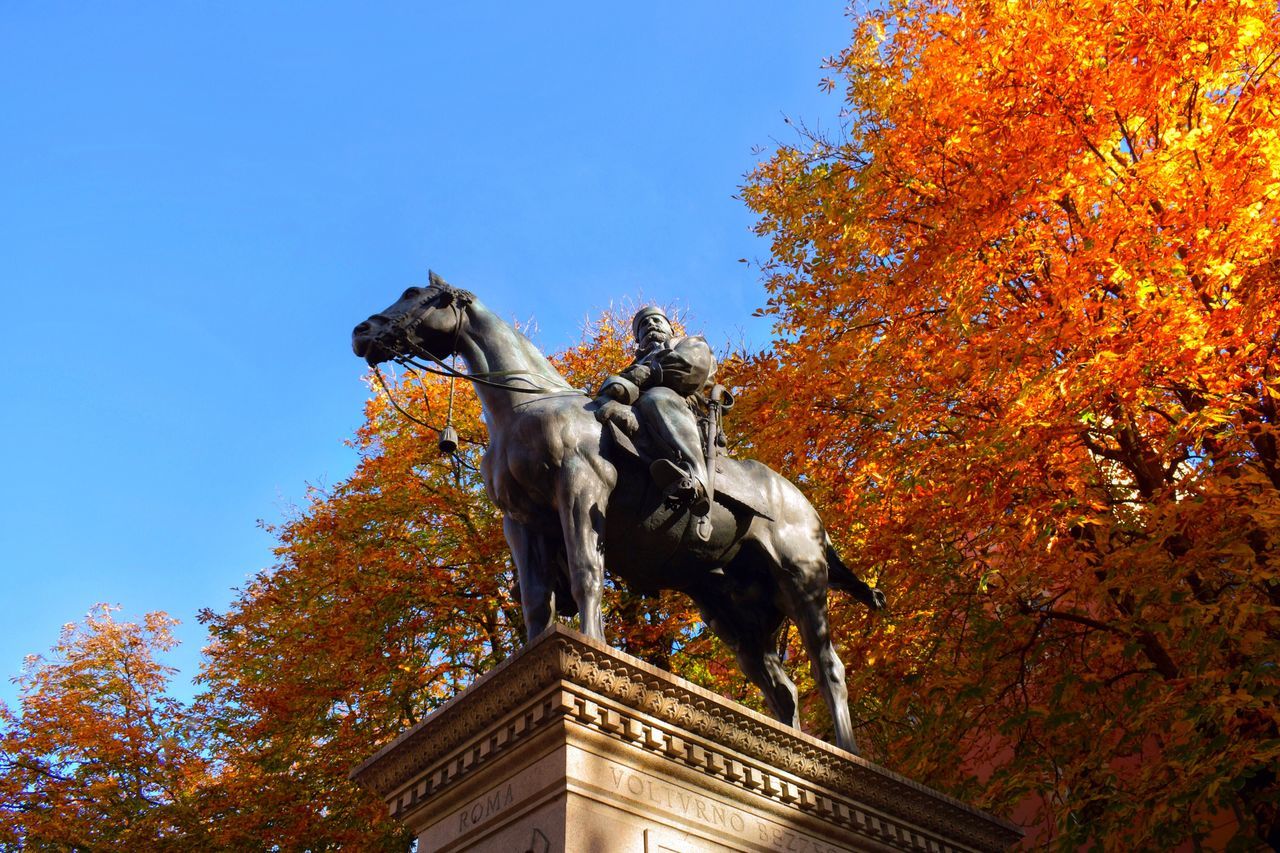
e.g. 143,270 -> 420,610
371,364 -> 484,447
371,298 -> 589,462
394,352 -> 579,396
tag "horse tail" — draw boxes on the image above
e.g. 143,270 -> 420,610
825,535 -> 886,612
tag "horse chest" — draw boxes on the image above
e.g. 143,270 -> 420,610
482,433 -> 561,525
479,402 -> 610,527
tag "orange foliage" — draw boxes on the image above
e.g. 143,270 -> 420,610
13,7 -> 1280,845
0,606 -> 211,849
741,0 -> 1280,847
1,311 -> 763,850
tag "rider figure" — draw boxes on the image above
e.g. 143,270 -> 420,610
595,306 -> 716,517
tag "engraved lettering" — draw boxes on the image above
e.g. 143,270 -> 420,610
747,816 -> 839,853
606,762 -> 764,842
455,783 -> 514,833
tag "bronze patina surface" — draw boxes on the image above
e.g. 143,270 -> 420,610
353,274 -> 885,753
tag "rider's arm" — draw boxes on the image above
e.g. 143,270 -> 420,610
597,352 -> 661,403
598,372 -> 641,404
653,336 -> 716,397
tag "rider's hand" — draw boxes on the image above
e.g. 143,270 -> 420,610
626,364 -> 653,387
595,399 -> 640,436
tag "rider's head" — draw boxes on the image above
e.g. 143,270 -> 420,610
632,306 -> 673,348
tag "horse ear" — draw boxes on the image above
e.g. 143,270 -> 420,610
428,269 -> 448,289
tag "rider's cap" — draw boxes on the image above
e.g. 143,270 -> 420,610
631,305 -> 669,338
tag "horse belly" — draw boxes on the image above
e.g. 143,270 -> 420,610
604,492 -> 746,593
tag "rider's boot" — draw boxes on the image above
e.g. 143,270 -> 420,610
650,459 -> 711,517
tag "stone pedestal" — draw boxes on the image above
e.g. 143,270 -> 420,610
352,625 -> 1020,852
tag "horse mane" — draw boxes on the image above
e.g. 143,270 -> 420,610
427,270 -> 575,391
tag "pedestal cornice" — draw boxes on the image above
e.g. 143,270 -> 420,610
352,624 -> 1021,852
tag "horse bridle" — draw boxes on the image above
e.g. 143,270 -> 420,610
370,288 -> 589,454
386,291 -> 583,396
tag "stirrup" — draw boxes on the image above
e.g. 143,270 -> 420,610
650,460 -> 710,516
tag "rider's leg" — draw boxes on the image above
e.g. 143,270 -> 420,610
635,387 -> 710,514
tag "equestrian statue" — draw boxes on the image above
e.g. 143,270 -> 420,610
351,272 -> 885,754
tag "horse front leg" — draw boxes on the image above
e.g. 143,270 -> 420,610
556,463 -> 607,641
504,516 -> 556,642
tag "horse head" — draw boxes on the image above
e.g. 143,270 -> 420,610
352,271 -> 475,366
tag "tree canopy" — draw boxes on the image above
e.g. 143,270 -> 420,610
0,607 -> 211,850
741,0 -> 1280,845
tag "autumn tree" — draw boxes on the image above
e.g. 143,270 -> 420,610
0,606 -> 212,850
741,0 -> 1280,846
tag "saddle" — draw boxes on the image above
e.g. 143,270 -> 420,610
602,421 -> 774,522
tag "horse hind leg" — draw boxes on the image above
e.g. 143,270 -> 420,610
744,639 -> 799,730
793,588 -> 858,753
776,558 -> 859,754
755,489 -> 861,753
689,585 -> 799,729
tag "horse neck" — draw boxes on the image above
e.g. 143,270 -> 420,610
453,302 -> 576,426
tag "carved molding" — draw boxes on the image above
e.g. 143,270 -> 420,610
351,625 -> 1021,852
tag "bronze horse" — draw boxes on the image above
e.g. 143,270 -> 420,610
352,275 -> 884,753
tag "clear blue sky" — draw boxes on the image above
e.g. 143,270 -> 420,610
0,3 -> 850,705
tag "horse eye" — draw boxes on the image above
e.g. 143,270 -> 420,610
401,287 -> 421,300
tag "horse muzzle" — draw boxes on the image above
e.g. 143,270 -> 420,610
352,318 -> 396,366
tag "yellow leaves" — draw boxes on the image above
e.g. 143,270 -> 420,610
1203,259 -> 1236,280
3,605 -> 211,847
1236,15 -> 1267,49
